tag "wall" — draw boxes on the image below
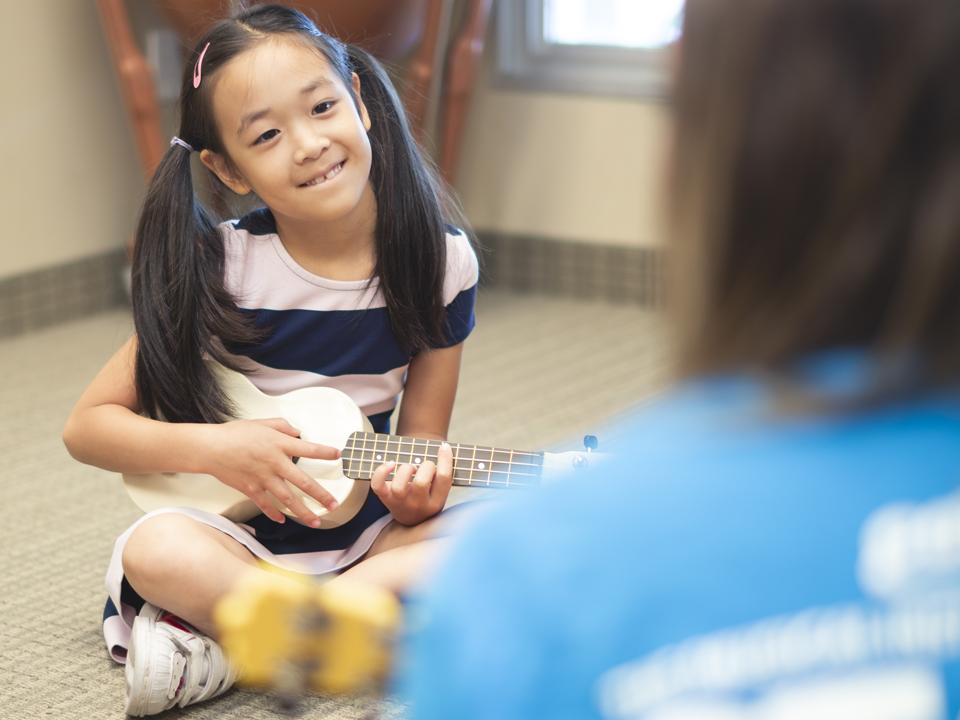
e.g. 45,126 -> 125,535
0,1 -> 144,281
453,55 -> 671,248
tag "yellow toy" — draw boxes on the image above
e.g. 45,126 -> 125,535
215,569 -> 400,698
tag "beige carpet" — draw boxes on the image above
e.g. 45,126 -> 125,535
0,289 -> 667,719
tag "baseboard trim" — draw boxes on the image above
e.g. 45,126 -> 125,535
476,232 -> 663,306
0,250 -> 128,340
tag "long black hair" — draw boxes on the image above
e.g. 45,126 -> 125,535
132,3 -> 462,424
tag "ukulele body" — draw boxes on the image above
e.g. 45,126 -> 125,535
123,365 -> 374,527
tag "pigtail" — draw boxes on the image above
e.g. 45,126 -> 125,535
346,46 -> 453,352
131,144 -> 258,424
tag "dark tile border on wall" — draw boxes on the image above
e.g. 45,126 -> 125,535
0,250 -> 128,340
0,234 -> 661,341
477,232 -> 664,307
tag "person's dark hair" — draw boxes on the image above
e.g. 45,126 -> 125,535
132,3 -> 462,424
670,0 -> 960,390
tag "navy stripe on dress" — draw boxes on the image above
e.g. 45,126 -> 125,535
234,207 -> 278,235
231,307 -> 410,377
227,284 -> 477,376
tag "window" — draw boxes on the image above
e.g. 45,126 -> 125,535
496,0 -> 683,98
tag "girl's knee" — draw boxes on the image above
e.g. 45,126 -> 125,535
122,514 -> 201,583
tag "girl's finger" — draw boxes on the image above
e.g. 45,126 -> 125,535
285,467 -> 340,512
391,464 -> 416,498
435,442 -> 454,485
370,461 -> 396,495
289,438 -> 341,461
249,488 -> 286,524
267,477 -> 322,528
412,460 -> 436,492
427,442 -> 454,502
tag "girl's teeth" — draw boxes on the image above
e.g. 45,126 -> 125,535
303,162 -> 343,187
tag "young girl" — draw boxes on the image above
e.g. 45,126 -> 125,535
62,4 -> 478,715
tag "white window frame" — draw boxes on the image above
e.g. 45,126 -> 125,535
495,0 -> 675,99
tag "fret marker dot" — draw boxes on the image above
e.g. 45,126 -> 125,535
478,462 -> 486,470
376,454 -> 382,460
415,457 -> 422,464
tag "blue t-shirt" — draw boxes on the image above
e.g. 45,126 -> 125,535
400,353 -> 960,719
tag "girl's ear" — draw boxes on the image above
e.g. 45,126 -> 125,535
351,73 -> 372,132
199,149 -> 252,195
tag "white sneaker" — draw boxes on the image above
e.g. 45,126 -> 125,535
124,603 -> 240,716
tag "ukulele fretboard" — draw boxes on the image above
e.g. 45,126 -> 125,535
342,432 -> 543,488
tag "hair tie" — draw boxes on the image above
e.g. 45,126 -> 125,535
193,42 -> 210,89
170,136 -> 194,153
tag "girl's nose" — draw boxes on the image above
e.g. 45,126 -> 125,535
293,125 -> 330,163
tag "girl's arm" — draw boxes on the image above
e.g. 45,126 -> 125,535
370,342 -> 464,525
395,342 -> 464,440
64,336 -> 180,472
62,336 -> 341,526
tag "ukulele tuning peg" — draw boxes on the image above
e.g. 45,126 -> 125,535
583,435 -> 598,452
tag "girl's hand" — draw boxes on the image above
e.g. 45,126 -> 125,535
200,418 -> 341,527
370,442 -> 453,526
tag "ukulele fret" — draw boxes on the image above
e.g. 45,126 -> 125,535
469,444 -> 478,485
375,434 -> 388,477
474,446 -> 494,486
503,450 -> 513,487
411,437 -> 427,470
489,447 -> 503,485
451,443 -> 467,485
359,432 -> 370,480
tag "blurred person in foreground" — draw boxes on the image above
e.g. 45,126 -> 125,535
398,0 -> 960,717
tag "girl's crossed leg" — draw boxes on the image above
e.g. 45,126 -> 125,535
121,511 -> 450,638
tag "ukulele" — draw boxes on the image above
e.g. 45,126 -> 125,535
123,363 -> 604,527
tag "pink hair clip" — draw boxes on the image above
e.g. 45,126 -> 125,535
193,42 -> 210,89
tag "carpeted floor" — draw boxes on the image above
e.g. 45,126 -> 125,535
0,289 -> 667,719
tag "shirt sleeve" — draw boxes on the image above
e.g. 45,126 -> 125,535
440,228 -> 479,347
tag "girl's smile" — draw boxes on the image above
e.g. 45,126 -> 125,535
300,160 -> 345,187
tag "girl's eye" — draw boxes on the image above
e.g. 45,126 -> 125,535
313,101 -> 335,115
254,129 -> 279,145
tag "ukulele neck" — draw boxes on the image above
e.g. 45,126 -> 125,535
341,432 -> 544,488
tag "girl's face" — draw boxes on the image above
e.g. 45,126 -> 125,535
201,40 -> 374,232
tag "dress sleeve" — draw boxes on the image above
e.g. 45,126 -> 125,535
440,228 -> 480,347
